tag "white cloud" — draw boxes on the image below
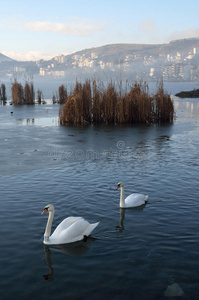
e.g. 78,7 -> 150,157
24,21 -> 104,36
0,16 -> 106,36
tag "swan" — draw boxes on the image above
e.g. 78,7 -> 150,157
116,182 -> 148,208
41,204 -> 99,245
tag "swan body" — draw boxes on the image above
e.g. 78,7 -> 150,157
41,204 -> 99,245
116,182 -> 148,208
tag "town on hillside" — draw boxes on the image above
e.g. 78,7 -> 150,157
0,38 -> 199,82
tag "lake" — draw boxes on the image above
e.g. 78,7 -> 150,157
0,82 -> 199,300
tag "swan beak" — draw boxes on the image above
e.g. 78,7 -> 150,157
41,208 -> 48,215
116,185 -> 120,190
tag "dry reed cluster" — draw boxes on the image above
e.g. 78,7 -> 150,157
0,84 -> 7,101
59,80 -> 174,126
11,80 -> 35,105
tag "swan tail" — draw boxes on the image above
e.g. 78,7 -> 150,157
145,195 -> 149,203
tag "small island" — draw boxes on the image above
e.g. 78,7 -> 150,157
175,88 -> 199,98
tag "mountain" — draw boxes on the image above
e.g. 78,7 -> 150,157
0,53 -> 15,62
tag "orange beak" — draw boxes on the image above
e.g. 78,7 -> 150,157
41,208 -> 48,215
116,185 -> 120,190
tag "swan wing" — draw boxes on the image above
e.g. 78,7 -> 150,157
51,217 -> 83,236
49,217 -> 99,244
124,193 -> 148,208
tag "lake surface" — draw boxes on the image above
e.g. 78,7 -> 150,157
0,82 -> 199,300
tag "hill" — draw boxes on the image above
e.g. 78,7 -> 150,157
0,53 -> 15,62
51,38 -> 199,63
1,37 -> 199,81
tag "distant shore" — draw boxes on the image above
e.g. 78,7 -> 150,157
175,88 -> 199,98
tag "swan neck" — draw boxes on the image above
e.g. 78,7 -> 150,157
120,186 -> 125,207
44,210 -> 54,239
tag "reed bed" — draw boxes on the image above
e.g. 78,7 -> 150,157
59,80 -> 174,126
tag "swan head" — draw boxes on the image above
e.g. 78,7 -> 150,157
116,182 -> 124,190
41,204 -> 54,215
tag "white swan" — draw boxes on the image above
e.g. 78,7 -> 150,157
41,204 -> 99,245
116,182 -> 148,208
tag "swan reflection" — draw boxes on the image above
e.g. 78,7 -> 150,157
116,208 -> 125,231
43,239 -> 92,281
43,246 -> 54,281
117,205 -> 146,231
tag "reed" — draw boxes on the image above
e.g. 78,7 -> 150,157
24,82 -> 35,104
52,94 -> 57,104
11,80 -> 35,105
58,84 -> 67,104
82,80 -> 92,123
122,82 -> 152,124
0,84 -> 7,101
92,80 -> 103,123
37,89 -> 43,104
59,79 -> 174,126
11,80 -> 24,105
101,82 -> 118,124
59,80 -> 92,125
153,81 -> 174,123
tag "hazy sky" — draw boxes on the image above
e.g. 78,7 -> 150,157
1,0 -> 199,61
